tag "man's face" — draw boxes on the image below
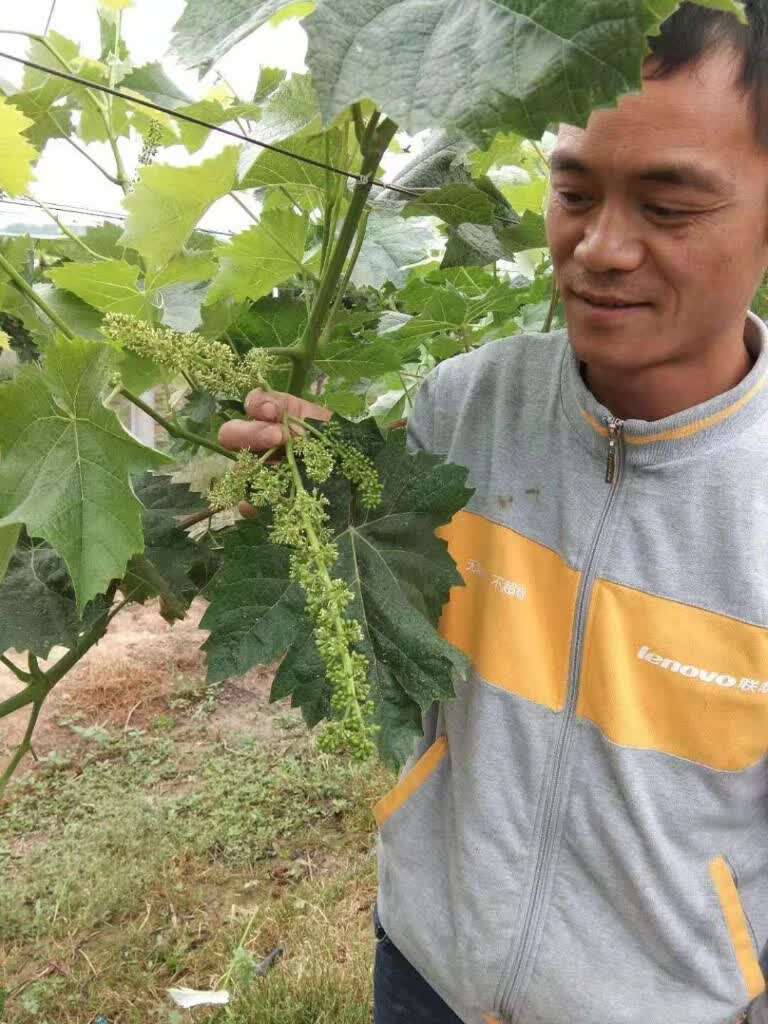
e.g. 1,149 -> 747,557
546,48 -> 768,373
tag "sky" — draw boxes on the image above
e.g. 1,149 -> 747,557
0,0 -> 318,235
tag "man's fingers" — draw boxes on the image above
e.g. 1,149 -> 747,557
244,388 -> 331,424
218,418 -> 285,452
219,390 -> 332,453
238,500 -> 260,519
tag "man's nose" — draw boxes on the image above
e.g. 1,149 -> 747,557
573,203 -> 644,274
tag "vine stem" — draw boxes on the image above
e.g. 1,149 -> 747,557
119,387 -> 236,460
287,114 -> 398,396
318,207 -> 370,350
0,584 -> 126,796
0,655 -> 32,683
543,279 -> 560,333
19,32 -> 130,191
25,194 -> 109,261
0,249 -> 75,338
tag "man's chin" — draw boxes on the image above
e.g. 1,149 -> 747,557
566,322 -> 660,374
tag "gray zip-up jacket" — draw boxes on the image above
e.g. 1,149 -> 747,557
374,311 -> 768,1024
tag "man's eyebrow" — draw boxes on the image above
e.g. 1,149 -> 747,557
548,152 -> 729,194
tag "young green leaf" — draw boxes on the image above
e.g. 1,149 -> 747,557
250,73 -> 320,145
0,97 -> 37,196
120,147 -> 240,269
305,0 -> 692,145
0,337 -> 169,610
48,259 -> 153,319
8,88 -> 75,150
238,129 -> 343,204
206,208 -> 308,305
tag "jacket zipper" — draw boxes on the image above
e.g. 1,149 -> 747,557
497,416 -> 625,1021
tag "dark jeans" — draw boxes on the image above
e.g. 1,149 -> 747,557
373,904 -> 463,1024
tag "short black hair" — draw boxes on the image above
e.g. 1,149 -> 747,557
646,1 -> 768,146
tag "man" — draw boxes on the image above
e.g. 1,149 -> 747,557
219,4 -> 768,1022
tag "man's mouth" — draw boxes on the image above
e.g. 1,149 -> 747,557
575,291 -> 648,309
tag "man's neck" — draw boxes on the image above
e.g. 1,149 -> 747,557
581,320 -> 756,422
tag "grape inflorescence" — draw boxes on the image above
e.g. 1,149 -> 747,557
103,314 -> 275,400
107,313 -> 383,759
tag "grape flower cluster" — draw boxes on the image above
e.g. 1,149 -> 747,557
108,313 -> 385,758
138,119 -> 163,167
209,425 -> 383,759
103,314 -> 275,400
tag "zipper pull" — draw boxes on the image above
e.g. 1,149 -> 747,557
605,417 -> 624,484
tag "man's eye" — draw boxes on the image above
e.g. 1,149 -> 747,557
557,190 -> 587,206
645,204 -> 687,220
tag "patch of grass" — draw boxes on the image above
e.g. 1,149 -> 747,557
0,725 -> 393,1024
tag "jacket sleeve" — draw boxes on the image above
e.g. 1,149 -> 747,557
406,364 -> 442,456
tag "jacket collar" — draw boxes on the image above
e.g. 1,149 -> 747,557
559,310 -> 768,467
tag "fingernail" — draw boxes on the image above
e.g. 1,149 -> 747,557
262,401 -> 277,421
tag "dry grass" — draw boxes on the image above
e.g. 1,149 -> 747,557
0,601 -> 394,1024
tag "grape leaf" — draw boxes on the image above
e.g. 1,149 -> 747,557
170,0 -> 316,71
351,213 -> 441,289
0,525 -> 19,586
206,208 -> 308,305
238,129 -> 343,204
176,99 -> 230,153
47,259 -> 153,319
498,210 -> 548,252
0,336 -> 169,610
0,97 -> 36,196
403,183 -> 495,227
119,63 -> 192,108
0,537 -> 108,658
80,222 -> 138,263
8,88 -> 74,150
120,147 -> 240,269
122,473 -> 216,622
32,284 -> 104,341
254,67 -> 288,102
201,422 -> 473,766
305,0 -> 714,145
690,0 -> 745,14
231,294 -> 307,349
313,337 -> 404,382
249,73 -> 320,145
160,282 -> 210,332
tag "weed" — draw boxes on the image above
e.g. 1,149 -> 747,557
0,726 -> 391,1023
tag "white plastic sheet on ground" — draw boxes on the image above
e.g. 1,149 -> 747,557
167,987 -> 231,1007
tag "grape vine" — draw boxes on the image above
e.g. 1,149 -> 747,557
0,0 -> 748,793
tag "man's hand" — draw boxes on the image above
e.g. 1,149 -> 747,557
218,388 -> 331,517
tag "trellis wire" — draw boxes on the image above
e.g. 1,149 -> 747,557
0,49 -> 424,200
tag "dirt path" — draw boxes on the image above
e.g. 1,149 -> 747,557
0,598 -> 279,771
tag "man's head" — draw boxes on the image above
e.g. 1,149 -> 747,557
546,1 -> 768,380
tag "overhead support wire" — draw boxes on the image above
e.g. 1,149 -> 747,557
0,196 -> 236,237
0,49 -> 423,201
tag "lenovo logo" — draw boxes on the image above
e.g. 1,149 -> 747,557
637,645 -> 768,694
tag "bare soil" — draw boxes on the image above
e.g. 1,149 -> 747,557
0,598 -> 280,772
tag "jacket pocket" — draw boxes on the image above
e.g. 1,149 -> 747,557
710,855 -> 766,1000
373,735 -> 449,827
